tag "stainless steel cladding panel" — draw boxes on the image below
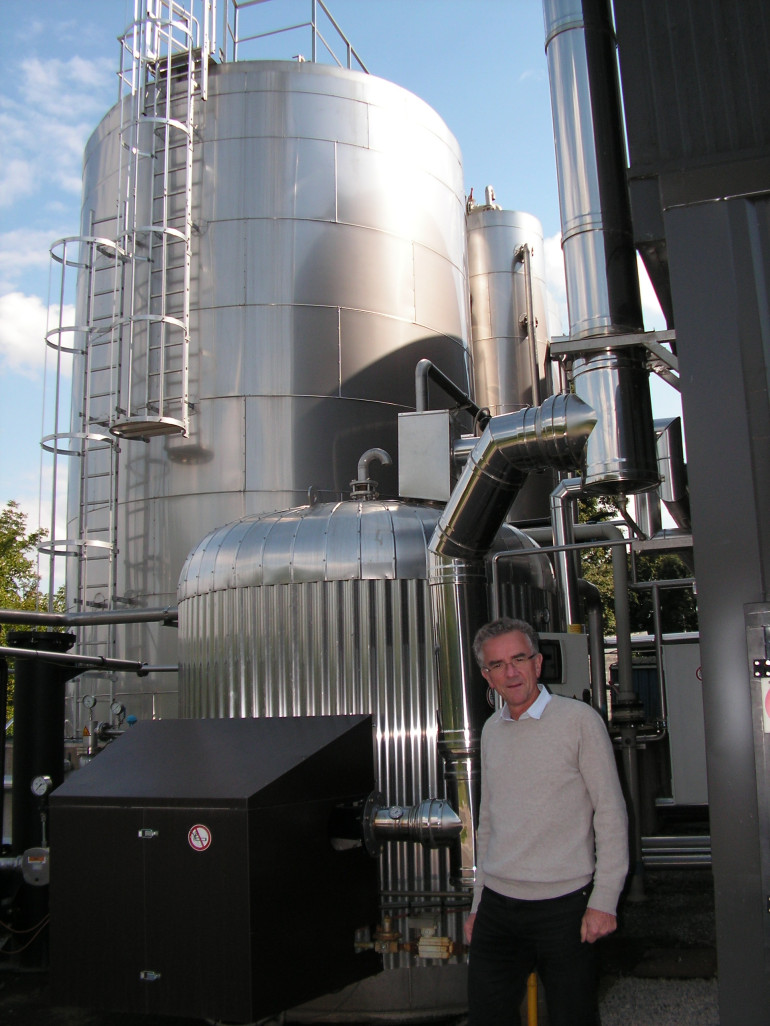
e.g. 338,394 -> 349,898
67,60 -> 471,725
466,209 -> 550,414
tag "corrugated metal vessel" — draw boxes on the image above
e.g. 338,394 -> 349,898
177,497 -> 559,1019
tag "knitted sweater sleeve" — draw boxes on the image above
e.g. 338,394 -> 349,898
578,706 -> 629,914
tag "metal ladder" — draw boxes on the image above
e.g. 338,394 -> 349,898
110,0 -> 200,439
42,1 -> 208,653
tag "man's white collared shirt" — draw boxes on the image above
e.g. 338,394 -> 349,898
499,683 -> 551,722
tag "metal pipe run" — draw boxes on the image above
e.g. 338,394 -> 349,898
0,646 -> 177,676
514,243 -> 542,407
0,606 -> 178,627
544,0 -> 657,494
642,835 -> 712,868
415,358 -> 488,426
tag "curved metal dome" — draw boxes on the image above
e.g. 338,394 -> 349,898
178,500 -> 443,599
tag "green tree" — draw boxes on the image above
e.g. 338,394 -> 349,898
0,501 -> 65,728
577,496 -> 698,636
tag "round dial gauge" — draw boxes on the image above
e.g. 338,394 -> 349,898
31,775 -> 53,797
83,695 -> 97,709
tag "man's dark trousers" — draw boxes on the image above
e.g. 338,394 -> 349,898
468,885 -> 600,1026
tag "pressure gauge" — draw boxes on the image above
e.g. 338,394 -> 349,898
31,775 -> 53,798
83,695 -> 97,709
110,701 -> 125,717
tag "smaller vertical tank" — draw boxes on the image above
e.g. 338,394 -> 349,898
466,193 -> 557,521
467,193 -> 552,416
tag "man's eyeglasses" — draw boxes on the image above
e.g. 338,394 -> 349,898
483,654 -> 537,674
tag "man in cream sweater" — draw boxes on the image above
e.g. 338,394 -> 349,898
464,617 -> 628,1026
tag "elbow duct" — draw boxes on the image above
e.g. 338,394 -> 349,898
428,392 -> 596,886
430,393 -> 596,562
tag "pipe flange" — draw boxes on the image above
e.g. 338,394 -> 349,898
362,790 -> 385,857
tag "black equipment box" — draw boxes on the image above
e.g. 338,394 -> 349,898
49,715 -> 380,1022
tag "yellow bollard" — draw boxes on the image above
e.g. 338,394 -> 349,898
527,971 -> 538,1025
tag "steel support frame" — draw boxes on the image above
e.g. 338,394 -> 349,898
665,193 -> 770,1025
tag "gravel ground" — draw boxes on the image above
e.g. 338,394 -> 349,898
600,978 -> 719,1026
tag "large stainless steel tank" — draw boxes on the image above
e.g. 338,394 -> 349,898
177,497 -> 558,1021
67,58 -> 471,726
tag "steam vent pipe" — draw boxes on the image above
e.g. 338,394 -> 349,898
429,393 -> 596,884
544,0 -> 658,494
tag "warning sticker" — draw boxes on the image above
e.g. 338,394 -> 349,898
188,824 -> 212,852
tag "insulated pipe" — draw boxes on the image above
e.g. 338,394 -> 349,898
431,394 -> 596,562
543,0 -> 658,494
429,393 -> 596,885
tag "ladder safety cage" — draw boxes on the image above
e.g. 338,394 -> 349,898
42,233 -> 124,661
110,0 -> 202,441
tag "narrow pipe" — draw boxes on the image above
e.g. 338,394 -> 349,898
356,447 -> 392,482
415,358 -> 488,426
549,477 -> 583,628
515,243 -> 541,406
0,646 -> 177,676
526,523 -> 635,704
578,578 -> 607,717
0,606 -> 178,627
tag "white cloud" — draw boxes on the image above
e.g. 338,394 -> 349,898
0,228 -> 59,287
0,292 -> 74,377
0,54 -> 114,208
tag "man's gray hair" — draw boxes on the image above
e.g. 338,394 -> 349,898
472,617 -> 540,668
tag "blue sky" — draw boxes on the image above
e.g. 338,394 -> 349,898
0,0 -> 675,557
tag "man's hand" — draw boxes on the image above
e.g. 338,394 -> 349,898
463,912 -> 476,946
580,907 -> 617,943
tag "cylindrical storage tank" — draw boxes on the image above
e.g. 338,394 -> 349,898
66,59 -> 471,727
177,499 -> 558,1021
466,206 -> 558,521
466,207 -> 551,415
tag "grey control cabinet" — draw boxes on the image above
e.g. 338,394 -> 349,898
49,715 -> 380,1022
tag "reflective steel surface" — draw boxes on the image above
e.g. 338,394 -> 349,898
66,59 -> 472,729
544,0 -> 658,494
177,499 -> 556,984
467,207 -> 550,414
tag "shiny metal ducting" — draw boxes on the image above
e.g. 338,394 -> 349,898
427,392 -> 595,885
544,0 -> 658,495
431,394 -> 596,563
66,57 -> 472,728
